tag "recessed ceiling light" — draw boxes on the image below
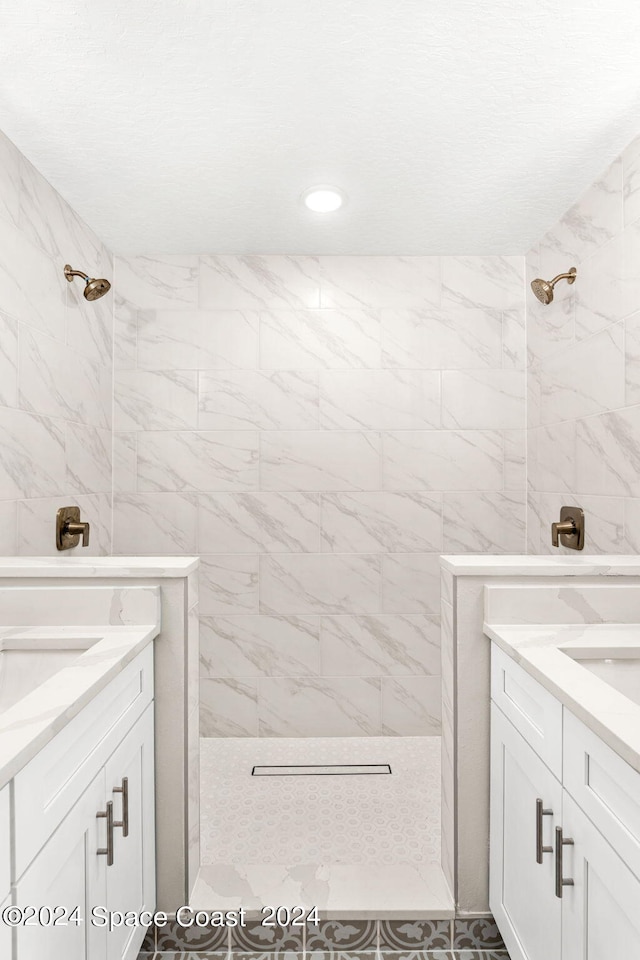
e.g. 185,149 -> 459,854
302,186 -> 345,213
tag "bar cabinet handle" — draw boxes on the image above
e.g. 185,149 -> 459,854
97,801 -> 114,866
555,826 -> 574,897
113,777 -> 129,837
536,798 -> 554,863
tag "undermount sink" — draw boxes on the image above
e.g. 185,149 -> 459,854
563,649 -> 640,708
0,638 -> 94,714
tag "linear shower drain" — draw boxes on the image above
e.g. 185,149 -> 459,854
251,763 -> 392,776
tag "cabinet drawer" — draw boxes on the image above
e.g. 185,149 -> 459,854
563,710 -> 640,881
491,643 -> 563,778
14,645 -> 153,879
0,784 -> 9,902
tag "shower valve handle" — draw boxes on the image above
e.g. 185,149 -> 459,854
64,520 -> 90,547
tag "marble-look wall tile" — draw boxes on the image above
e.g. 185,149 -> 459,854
260,554 -> 381,615
260,431 -> 381,491
0,131 -> 20,228
320,614 -> 441,677
0,501 -> 17,554
0,408 -> 65,499
116,255 -> 198,309
199,370 -> 319,430
575,222 -> 640,339
112,493 -> 197,554
320,256 -> 440,310
0,217 -> 66,340
66,423 -> 112,495
0,130 -> 113,555
19,326 -> 109,428
319,369 -> 440,430
623,135 -> 640,227
381,676 -> 442,736
113,253 -> 527,736
138,309 -> 259,371
442,370 -> 525,429
137,431 -> 259,492
260,307 -> 381,369
539,321 -> 624,424
382,306 -> 502,369
442,255 -> 524,315
199,555 -> 259,615
200,255 -> 321,310
114,369 -> 198,431
443,492 -> 526,553
381,553 -> 441,614
382,430 -> 503,491
200,615 -> 320,678
0,313 -> 18,407
200,678 -> 258,737
624,311 -> 640,404
319,491 -> 442,553
258,677 -> 381,736
198,492 -> 320,553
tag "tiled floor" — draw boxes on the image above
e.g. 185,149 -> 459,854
137,916 -> 510,957
193,737 -> 450,916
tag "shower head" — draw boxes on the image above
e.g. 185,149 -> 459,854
64,264 -> 111,301
530,267 -> 577,305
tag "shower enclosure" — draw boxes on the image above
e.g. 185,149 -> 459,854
111,251 -> 527,918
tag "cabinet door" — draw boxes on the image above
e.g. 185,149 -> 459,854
104,704 -> 155,960
1,894 -> 13,960
15,771 -> 107,960
490,703 -> 562,960
562,793 -> 640,960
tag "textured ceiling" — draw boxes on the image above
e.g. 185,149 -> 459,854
1,0 -> 640,254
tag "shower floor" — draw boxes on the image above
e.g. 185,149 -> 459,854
191,735 -> 453,918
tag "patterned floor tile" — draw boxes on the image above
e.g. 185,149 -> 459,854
455,952 -> 511,960
307,919 -> 377,951
452,919 -> 504,950
156,920 -> 230,952
379,920 -> 452,951
230,921 -> 304,953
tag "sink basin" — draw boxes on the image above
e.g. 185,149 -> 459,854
563,649 -> 640,708
0,639 -> 93,714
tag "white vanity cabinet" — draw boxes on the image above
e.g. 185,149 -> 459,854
490,705 -> 561,960
8,646 -> 155,960
490,642 -> 640,960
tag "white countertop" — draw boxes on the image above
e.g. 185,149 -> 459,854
0,556 -> 199,577
0,623 -> 159,789
485,622 -> 640,775
442,554 -> 640,576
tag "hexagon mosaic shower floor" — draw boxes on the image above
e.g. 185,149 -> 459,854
193,735 -> 451,916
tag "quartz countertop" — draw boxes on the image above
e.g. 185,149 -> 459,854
485,621 -> 640,775
0,622 -> 159,789
442,554 -> 640,576
0,556 -> 199,577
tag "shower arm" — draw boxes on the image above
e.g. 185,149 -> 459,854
549,271 -> 577,287
64,266 -> 90,282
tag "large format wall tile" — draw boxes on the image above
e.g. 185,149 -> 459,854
199,370 -> 319,430
137,431 -> 259,492
319,492 -> 442,553
260,431 -> 382,491
526,135 -> 640,557
113,253 -> 528,735
260,554 -> 381,615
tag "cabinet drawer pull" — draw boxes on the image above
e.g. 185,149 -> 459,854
113,777 -> 129,837
96,801 -> 114,866
555,826 -> 574,897
536,798 -> 553,863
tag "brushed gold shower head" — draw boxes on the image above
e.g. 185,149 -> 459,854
530,267 -> 576,305
64,264 -> 111,301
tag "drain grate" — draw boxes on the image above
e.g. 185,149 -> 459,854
251,763 -> 392,777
